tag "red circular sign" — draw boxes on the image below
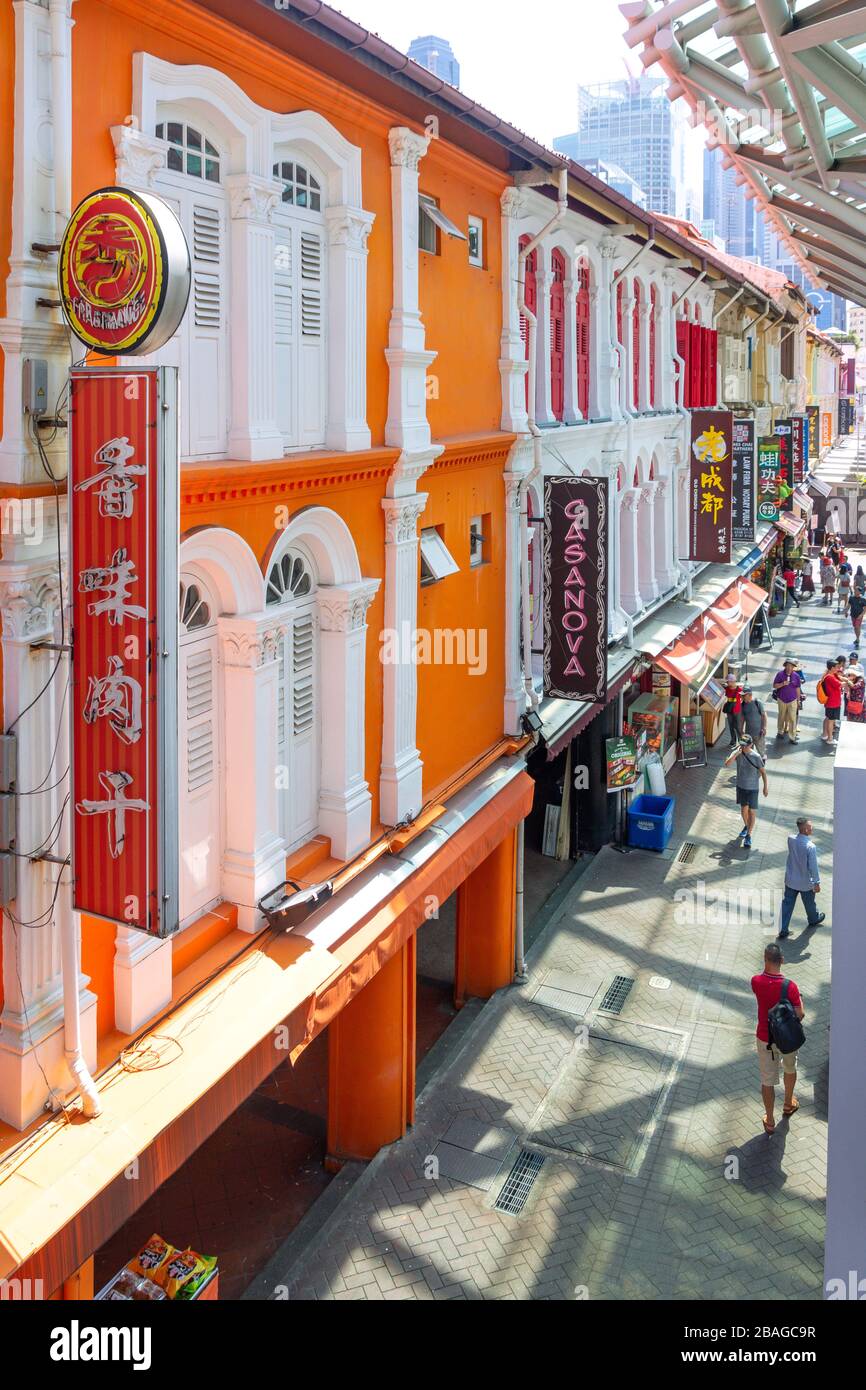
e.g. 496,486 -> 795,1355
59,187 -> 185,354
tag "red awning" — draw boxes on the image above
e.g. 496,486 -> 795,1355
652,579 -> 768,692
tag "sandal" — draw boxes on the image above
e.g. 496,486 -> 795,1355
782,1100 -> 800,1117
762,1117 -> 776,1135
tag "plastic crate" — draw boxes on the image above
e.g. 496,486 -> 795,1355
627,794 -> 675,852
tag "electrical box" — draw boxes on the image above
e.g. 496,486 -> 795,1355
0,853 -> 17,906
23,357 -> 48,416
0,794 -> 13,852
0,734 -> 17,792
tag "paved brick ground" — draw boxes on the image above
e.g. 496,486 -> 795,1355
257,546 -> 851,1301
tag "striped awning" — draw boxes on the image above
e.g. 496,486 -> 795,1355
643,578 -> 768,693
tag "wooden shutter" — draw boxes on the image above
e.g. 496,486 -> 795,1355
576,259 -> 590,419
550,249 -> 566,421
519,236 -> 537,413
179,635 -> 220,922
188,197 -> 228,457
299,229 -> 326,447
649,285 -> 657,407
274,230 -> 296,446
277,606 -> 319,851
632,280 -> 641,409
689,322 -> 702,408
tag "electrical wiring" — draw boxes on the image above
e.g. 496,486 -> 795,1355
5,795 -> 69,871
16,670 -> 70,796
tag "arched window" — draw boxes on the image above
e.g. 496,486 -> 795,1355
266,548 -> 319,851
519,235 -> 538,413
649,284 -> 658,408
178,574 -> 221,924
550,249 -> 566,421
272,155 -> 327,451
632,280 -> 642,410
576,258 -> 591,420
153,115 -> 228,461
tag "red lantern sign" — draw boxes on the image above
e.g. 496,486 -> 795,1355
69,367 -> 179,936
59,187 -> 189,356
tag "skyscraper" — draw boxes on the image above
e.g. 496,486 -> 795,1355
407,35 -> 460,89
555,78 -> 701,221
703,146 -> 763,260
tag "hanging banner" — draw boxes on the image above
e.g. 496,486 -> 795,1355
605,736 -> 638,793
774,419 -> 793,511
821,412 -> 832,451
689,409 -> 733,563
70,367 -> 179,937
757,437 -> 782,524
791,416 -> 805,485
806,405 -> 817,464
543,476 -> 608,703
732,417 -> 756,543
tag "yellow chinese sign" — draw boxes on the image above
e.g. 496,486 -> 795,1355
689,410 -> 733,563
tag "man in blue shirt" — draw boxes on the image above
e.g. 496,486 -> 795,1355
777,817 -> 827,939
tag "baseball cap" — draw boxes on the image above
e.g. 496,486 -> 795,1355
742,684 -> 753,694
740,733 -> 754,747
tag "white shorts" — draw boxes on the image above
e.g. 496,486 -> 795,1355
757,1037 -> 798,1087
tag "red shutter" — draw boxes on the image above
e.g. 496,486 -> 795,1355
632,280 -> 641,409
676,320 -> 689,405
617,278 -> 624,344
689,322 -> 702,407
649,285 -> 657,407
520,235 -> 537,413
707,328 -> 718,407
577,258 -> 590,419
550,248 -> 565,421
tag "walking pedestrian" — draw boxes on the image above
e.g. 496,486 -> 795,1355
752,942 -> 804,1135
739,685 -> 767,754
772,657 -> 805,743
777,816 -> 826,939
837,561 -> 852,615
818,657 -> 851,747
853,564 -> 866,596
845,658 -> 865,723
724,733 -> 768,850
800,557 -> 815,600
821,556 -> 837,606
850,588 -> 866,649
723,673 -> 744,747
783,564 -> 801,608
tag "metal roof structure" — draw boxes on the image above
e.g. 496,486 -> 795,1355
622,1 -> 866,308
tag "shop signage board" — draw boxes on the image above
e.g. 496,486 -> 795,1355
69,367 -> 179,937
543,476 -> 608,703
774,419 -> 793,511
700,676 -> 727,712
680,715 -> 707,769
731,417 -> 755,542
605,736 -> 639,793
821,412 -> 832,451
806,405 -> 819,464
688,409 -> 733,563
757,437 -> 782,524
791,416 -> 805,485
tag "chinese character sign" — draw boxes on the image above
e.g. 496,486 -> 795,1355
732,417 -> 755,543
70,368 -> 179,936
543,477 -> 608,703
756,438 -> 782,523
791,416 -> 805,485
806,405 -> 819,463
689,410 -> 733,563
774,420 -> 793,511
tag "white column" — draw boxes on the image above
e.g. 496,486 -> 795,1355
598,244 -> 620,421
653,474 -> 679,595
385,128 -> 437,452
535,259 -> 556,428
677,461 -> 692,562
562,276 -> 581,425
499,187 -> 529,433
225,175 -> 285,462
504,448 -> 532,734
380,491 -> 429,826
218,615 -> 288,932
619,488 -> 643,617
622,286 -> 636,414
637,482 -> 660,606
317,579 -> 380,860
0,0 -> 72,485
660,273 -> 678,413
637,297 -> 652,413
325,206 -> 376,452
114,928 -> 172,1035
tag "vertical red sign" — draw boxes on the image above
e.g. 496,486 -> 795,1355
689,409 -> 733,563
69,367 -> 178,936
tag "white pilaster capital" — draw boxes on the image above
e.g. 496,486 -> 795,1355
500,187 -> 527,219
388,127 -> 431,171
225,174 -> 283,223
504,471 -> 527,513
655,474 -> 671,498
601,242 -> 620,261
318,579 -> 381,634
385,447 -> 441,499
640,483 -> 659,505
111,125 -> 167,188
537,269 -> 554,292
0,568 -> 59,641
382,493 -> 428,546
622,488 -> 643,515
325,205 -> 376,251
677,467 -> 690,493
218,613 -> 289,669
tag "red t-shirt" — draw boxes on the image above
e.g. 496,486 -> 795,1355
824,672 -> 842,707
751,972 -> 802,1043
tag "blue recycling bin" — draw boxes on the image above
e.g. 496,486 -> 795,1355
627,794 -> 675,852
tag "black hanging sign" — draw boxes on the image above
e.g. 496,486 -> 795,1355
543,476 -> 608,703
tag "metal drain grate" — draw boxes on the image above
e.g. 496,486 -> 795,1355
676,841 -> 699,864
599,975 -> 635,1015
494,1149 -> 545,1215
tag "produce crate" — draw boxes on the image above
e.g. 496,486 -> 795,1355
627,794 -> 675,852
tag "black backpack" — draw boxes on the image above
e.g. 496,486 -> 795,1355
767,979 -> 805,1055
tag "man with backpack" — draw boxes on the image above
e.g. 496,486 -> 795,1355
819,657 -> 853,747
751,942 -> 805,1135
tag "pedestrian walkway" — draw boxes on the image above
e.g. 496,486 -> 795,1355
251,566 -> 849,1302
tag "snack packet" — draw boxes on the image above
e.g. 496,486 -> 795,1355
175,1253 -> 217,1300
128,1233 -> 175,1284
162,1247 -> 216,1299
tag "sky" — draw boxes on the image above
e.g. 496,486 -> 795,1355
331,0 -> 648,149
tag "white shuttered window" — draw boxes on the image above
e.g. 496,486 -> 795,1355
273,158 -> 326,450
267,550 -> 320,849
178,578 -> 222,924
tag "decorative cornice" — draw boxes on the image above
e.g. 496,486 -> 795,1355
219,617 -> 290,669
111,124 -> 166,189
318,579 -> 381,634
225,174 -> 283,223
325,206 -> 376,251
0,571 -> 60,642
388,126 -> 430,171
382,494 -> 428,546
500,187 -> 526,219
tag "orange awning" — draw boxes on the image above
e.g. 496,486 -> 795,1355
652,579 -> 768,692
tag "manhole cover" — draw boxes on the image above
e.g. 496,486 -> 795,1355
431,1142 -> 509,1191
532,971 -> 602,1019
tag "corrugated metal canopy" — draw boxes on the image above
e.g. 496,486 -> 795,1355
622,0 -> 866,308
